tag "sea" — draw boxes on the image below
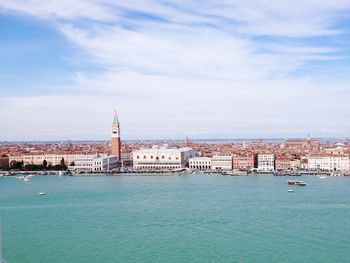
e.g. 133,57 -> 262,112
0,174 -> 349,263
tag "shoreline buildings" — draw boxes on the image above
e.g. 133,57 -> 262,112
233,154 -> 255,171
72,154 -> 118,172
5,111 -> 122,172
303,155 -> 350,171
1,112 -> 350,174
211,154 -> 233,170
133,144 -> 198,170
257,154 -> 275,171
189,157 -> 211,170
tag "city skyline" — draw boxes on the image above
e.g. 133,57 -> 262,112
1,1 -> 350,140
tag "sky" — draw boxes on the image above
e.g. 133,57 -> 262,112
1,0 -> 350,141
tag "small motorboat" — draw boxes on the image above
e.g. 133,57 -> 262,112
288,189 -> 294,193
286,180 -> 296,185
23,177 -> 30,182
37,192 -> 46,196
295,181 -> 306,186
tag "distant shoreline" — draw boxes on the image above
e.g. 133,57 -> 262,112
2,137 -> 350,145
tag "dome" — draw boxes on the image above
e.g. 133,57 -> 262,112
160,144 -> 169,149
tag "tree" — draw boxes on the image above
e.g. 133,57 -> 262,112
43,159 -> 48,168
60,158 -> 67,170
10,160 -> 23,169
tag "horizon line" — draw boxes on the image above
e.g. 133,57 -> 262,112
1,136 -> 350,144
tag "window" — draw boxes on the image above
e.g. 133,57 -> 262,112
137,156 -> 140,159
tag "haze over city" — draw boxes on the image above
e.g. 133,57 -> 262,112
1,1 -> 350,140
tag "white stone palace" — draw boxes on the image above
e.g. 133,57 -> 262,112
133,144 -> 198,170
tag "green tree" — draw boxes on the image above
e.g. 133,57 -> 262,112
60,158 -> 67,170
43,159 -> 48,168
10,160 -> 23,169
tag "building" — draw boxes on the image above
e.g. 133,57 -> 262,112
189,157 -> 211,170
290,159 -> 301,170
111,110 -> 121,161
211,154 -> 232,170
257,154 -> 275,171
9,154 -> 102,166
275,156 -> 291,171
121,152 -> 133,167
283,138 -> 320,153
133,144 -> 198,170
325,145 -> 345,155
233,154 -> 254,171
72,155 -> 118,172
300,158 -> 308,170
0,155 -> 9,170
304,155 -> 350,171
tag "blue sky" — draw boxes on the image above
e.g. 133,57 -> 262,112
1,1 -> 350,141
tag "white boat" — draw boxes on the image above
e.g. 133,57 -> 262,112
318,176 -> 327,179
288,189 -> 294,193
37,192 -> 46,196
23,177 -> 30,182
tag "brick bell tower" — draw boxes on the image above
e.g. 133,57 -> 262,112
111,110 -> 121,161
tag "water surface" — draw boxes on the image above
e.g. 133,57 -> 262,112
0,174 -> 349,262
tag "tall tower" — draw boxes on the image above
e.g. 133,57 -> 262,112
111,110 -> 121,161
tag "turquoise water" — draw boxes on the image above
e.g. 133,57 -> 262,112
0,174 -> 350,263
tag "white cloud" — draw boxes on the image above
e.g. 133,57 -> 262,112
0,0 -> 116,21
2,73 -> 350,140
1,0 -> 350,139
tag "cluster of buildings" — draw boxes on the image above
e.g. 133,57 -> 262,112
0,111 -> 123,172
1,111 -> 350,174
189,154 -> 274,171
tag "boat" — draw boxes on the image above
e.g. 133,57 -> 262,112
318,176 -> 327,179
288,189 -> 294,193
23,177 -> 30,182
37,192 -> 46,196
295,181 -> 306,186
286,180 -> 296,185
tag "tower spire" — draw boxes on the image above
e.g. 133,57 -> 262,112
111,110 -> 121,162
112,110 -> 119,125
